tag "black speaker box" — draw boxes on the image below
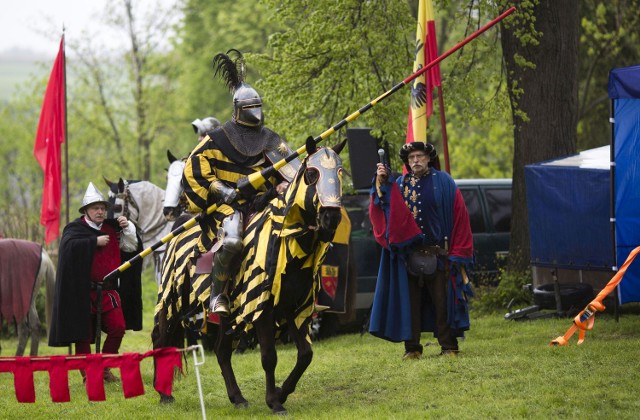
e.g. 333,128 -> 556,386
346,128 -> 383,190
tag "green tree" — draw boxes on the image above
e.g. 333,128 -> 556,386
173,0 -> 283,159
68,0 -> 183,184
0,0 -> 185,245
500,0 -> 579,272
577,0 -> 640,150
245,0 -> 514,181
254,0 -> 416,170
0,79 -> 48,240
434,1 -> 514,178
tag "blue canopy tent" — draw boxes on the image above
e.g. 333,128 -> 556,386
525,147 -> 612,272
609,64 -> 640,304
524,64 -> 640,305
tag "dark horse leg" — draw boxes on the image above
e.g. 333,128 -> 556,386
252,309 -> 287,414
152,305 -> 183,404
278,315 -> 313,406
215,318 -> 249,408
253,310 -> 313,414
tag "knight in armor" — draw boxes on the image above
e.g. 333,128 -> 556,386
192,116 -> 221,142
182,49 -> 299,317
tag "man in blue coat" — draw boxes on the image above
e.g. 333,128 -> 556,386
368,142 -> 474,359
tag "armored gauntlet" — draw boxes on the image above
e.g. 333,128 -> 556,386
209,180 -> 237,204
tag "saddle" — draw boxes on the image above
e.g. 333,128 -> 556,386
194,209 -> 262,275
195,250 -> 215,275
194,238 -> 223,275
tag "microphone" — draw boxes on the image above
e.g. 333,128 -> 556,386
378,148 -> 385,164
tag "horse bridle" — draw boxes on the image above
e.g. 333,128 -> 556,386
282,151 -> 341,233
116,181 -> 137,219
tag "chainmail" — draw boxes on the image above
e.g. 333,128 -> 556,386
221,121 -> 281,157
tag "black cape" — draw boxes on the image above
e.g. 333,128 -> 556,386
48,217 -> 143,347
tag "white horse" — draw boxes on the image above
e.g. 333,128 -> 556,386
0,239 -> 56,356
105,178 -> 173,285
162,150 -> 187,222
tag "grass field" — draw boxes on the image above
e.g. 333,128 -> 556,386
1,269 -> 639,419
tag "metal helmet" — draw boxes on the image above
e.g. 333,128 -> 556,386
79,182 -> 110,213
399,142 -> 437,167
306,146 -> 344,208
191,116 -> 221,136
232,83 -> 263,128
212,49 -> 264,129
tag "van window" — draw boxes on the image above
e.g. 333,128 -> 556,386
461,189 -> 486,233
485,188 -> 511,232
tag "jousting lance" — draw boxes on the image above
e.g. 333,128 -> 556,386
102,5 -> 516,282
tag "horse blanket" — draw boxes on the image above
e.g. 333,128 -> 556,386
229,189 -> 349,337
0,239 -> 42,323
155,223 -> 210,324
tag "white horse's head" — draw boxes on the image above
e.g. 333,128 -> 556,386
105,177 -> 136,222
163,150 -> 186,221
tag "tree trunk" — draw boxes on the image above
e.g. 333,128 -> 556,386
501,0 -> 579,272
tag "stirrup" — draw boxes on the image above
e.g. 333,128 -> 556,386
210,294 -> 230,317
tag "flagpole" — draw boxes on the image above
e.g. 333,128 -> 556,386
437,85 -> 450,173
62,28 -> 69,230
60,27 -> 71,356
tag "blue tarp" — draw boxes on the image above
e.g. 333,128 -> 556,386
610,65 -> 640,304
525,147 -> 612,271
609,65 -> 640,99
524,64 -> 640,304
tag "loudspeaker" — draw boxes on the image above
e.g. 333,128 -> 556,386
346,128 -> 383,190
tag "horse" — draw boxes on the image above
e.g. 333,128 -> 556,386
0,239 -> 56,356
153,141 -> 347,414
162,150 -> 187,222
105,177 -> 173,285
153,150 -> 222,352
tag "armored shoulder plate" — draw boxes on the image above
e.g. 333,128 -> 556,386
265,140 -> 301,182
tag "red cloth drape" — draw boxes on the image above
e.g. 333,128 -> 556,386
48,356 -> 70,403
369,182 -> 422,250
33,36 -> 66,244
0,347 -> 183,403
152,347 -> 183,397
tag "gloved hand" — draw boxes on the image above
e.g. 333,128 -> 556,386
209,180 -> 237,204
251,188 -> 277,213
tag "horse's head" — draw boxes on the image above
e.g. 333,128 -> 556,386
104,177 -> 127,219
163,150 -> 187,221
104,177 -> 140,223
296,141 -> 347,233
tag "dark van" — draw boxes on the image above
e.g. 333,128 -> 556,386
316,178 -> 512,336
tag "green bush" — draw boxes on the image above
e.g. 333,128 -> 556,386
472,268 -> 533,314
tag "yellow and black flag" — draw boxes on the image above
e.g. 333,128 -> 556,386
406,0 -> 441,144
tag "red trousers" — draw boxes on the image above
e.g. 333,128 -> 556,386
75,306 -> 126,355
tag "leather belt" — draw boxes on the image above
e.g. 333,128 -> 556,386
414,245 -> 448,256
90,280 -> 116,291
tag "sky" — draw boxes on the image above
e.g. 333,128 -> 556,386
0,0 -> 179,58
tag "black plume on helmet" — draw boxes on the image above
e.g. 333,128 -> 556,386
399,142 -> 437,167
212,49 -> 264,128
212,49 -> 246,92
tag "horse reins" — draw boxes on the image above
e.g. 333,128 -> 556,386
120,181 -> 136,219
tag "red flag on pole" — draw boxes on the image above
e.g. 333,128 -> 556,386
406,0 -> 441,145
33,36 -> 66,244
